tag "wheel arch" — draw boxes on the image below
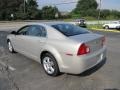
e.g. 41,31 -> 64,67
40,51 -> 50,63
7,39 -> 10,43
105,25 -> 109,28
40,47 -> 64,72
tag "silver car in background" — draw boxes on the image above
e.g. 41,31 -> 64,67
7,22 -> 106,76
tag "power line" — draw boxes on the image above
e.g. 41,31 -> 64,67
50,1 -> 77,6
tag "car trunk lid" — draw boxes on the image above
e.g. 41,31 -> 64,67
69,33 -> 104,53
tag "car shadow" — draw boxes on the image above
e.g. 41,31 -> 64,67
78,58 -> 107,77
104,89 -> 119,90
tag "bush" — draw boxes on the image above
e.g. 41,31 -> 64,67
87,24 -> 103,29
83,16 -> 96,20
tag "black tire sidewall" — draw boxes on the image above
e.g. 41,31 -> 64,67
7,40 -> 14,53
105,26 -> 109,29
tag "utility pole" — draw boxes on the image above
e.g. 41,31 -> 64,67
24,0 -> 28,13
24,0 -> 26,13
98,0 -> 102,24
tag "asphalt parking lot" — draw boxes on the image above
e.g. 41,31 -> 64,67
0,28 -> 120,90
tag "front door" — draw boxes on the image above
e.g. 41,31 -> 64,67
13,25 -> 47,62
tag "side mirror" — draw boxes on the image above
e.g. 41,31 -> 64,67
11,31 -> 17,35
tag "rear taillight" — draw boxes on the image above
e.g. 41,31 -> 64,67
77,43 -> 90,55
102,36 -> 106,46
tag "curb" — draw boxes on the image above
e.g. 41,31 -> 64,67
91,28 -> 120,33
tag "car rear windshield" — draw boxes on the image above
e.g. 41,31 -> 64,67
52,24 -> 89,36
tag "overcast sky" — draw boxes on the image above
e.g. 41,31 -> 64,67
37,0 -> 120,12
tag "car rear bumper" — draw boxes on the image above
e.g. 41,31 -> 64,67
60,46 -> 106,74
78,24 -> 87,28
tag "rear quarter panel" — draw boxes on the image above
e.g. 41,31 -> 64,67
41,38 -> 80,71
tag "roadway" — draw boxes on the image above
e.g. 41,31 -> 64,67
0,28 -> 120,90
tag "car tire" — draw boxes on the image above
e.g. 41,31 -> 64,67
116,26 -> 120,30
42,53 -> 60,76
7,40 -> 15,53
104,25 -> 109,29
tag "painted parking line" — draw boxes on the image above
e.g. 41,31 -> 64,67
0,61 -> 16,71
91,28 -> 120,33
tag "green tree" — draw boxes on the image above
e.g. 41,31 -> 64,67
0,0 -> 40,20
100,10 -> 110,19
16,0 -> 39,20
110,10 -> 120,19
0,0 -> 23,20
41,6 -> 59,19
26,0 -> 38,19
73,0 -> 98,17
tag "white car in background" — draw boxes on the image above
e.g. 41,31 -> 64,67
103,21 -> 120,29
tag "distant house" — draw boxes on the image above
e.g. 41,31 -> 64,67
60,12 -> 70,18
60,12 -> 69,16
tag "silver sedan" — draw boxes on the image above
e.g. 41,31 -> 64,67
7,22 -> 106,76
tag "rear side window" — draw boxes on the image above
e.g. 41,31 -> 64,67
52,24 -> 89,36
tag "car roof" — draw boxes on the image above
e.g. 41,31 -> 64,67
26,22 -> 71,26
43,21 -> 71,26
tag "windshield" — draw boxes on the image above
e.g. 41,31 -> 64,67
52,24 -> 89,36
